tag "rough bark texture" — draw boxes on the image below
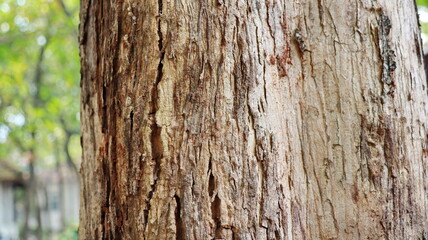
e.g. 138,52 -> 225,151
79,0 -> 428,239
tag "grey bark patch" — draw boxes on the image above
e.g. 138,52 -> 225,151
378,13 -> 396,94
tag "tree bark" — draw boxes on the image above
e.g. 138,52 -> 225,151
79,0 -> 428,239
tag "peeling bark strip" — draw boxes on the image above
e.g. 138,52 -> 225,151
79,0 -> 428,239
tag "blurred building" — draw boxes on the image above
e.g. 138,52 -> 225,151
38,163 -> 79,234
0,160 -> 79,240
0,160 -> 24,240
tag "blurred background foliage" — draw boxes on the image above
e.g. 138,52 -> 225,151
1,0 -> 428,240
0,0 -> 80,239
0,0 -> 80,163
418,0 -> 428,45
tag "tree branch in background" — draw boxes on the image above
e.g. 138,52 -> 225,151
23,42 -> 48,240
56,0 -> 71,17
59,116 -> 79,177
54,144 -> 66,230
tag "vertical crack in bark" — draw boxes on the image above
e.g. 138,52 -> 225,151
174,195 -> 184,240
78,0 -> 91,46
143,184 -> 156,232
128,110 -> 135,195
151,0 -> 164,162
102,86 -> 108,133
145,0 -> 165,234
211,194 -> 222,238
317,0 -> 324,29
208,172 -> 215,197
104,2 -> 124,237
129,110 -> 134,149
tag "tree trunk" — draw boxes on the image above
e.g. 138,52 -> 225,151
79,0 -> 428,239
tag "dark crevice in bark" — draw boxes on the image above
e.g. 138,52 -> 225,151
150,0 -> 164,162
129,110 -> 134,151
154,0 -> 164,155
78,0 -> 91,45
317,0 -> 324,28
101,1 -> 123,238
102,86 -> 107,133
150,125 -> 163,162
208,156 -> 215,197
128,110 -> 135,196
211,195 -> 222,238
129,109 -> 134,136
415,33 -> 423,65
147,27 -> 163,205
143,0 -> 165,234
174,195 -> 184,240
143,177 -> 157,231
143,207 -> 149,232
126,5 -> 138,192
208,172 -> 215,197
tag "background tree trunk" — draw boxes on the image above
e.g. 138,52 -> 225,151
79,0 -> 428,239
